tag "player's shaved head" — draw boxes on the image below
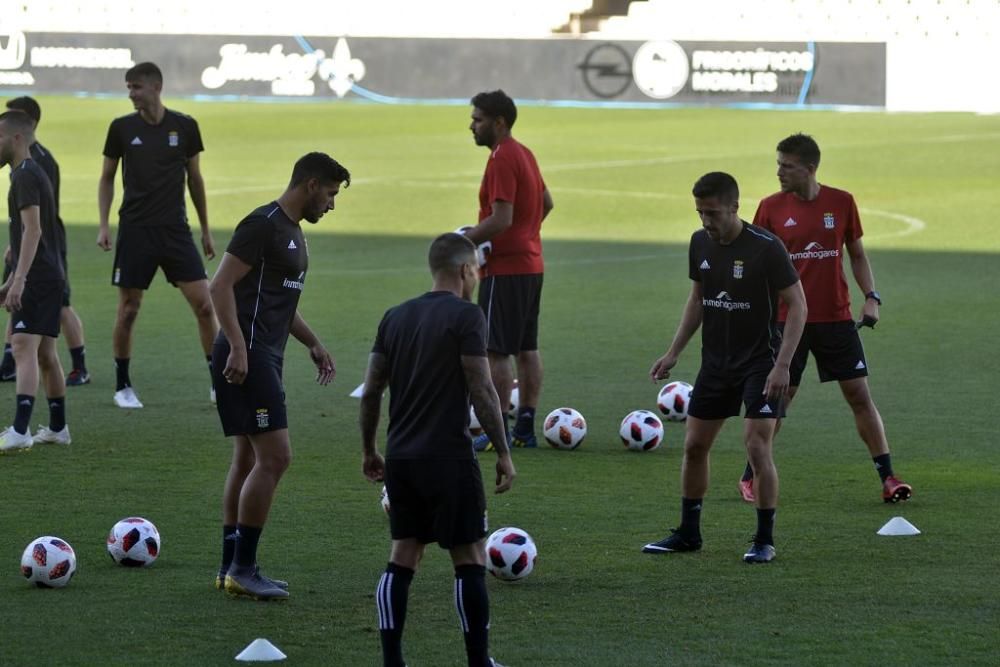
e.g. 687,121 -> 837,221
428,233 -> 477,275
692,171 -> 739,205
289,152 -> 351,188
0,109 -> 36,137
777,133 -> 821,168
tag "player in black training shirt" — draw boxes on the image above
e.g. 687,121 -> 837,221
0,110 -> 70,451
0,97 -> 90,387
210,152 -> 349,601
361,233 -> 516,667
97,62 -> 218,409
642,172 -> 806,564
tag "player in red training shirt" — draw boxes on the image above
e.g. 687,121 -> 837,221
464,90 -> 553,450
741,133 -> 912,505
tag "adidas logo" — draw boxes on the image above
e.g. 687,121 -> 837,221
784,217 -> 797,227
287,240 -> 297,250
14,321 -> 26,329
699,260 -> 710,269
130,136 -> 143,145
759,404 -> 773,415
855,360 -> 866,370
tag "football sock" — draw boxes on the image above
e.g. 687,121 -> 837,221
13,394 -> 34,435
377,562 -> 414,667
513,407 -> 536,437
1,343 -> 13,366
873,453 -> 894,482
206,355 -> 214,390
47,396 -> 66,432
755,508 -> 776,546
741,461 -> 754,482
454,564 -> 490,667
679,497 -> 703,538
233,524 -> 263,569
221,524 -> 237,573
114,357 -> 131,391
70,346 -> 87,373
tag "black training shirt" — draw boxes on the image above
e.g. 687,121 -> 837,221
221,202 -> 307,359
688,222 -> 799,373
103,109 -> 203,227
373,291 -> 488,460
7,159 -> 64,282
30,142 -> 64,256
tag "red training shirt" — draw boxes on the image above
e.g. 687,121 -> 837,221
753,185 -> 863,322
478,136 -> 546,276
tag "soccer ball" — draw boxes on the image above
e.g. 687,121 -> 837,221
657,381 -> 693,422
542,407 -> 587,450
485,527 -> 537,581
20,536 -> 77,588
379,485 -> 391,514
107,517 -> 161,567
620,410 -> 665,452
454,226 -> 493,267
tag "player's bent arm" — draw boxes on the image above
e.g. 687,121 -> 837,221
651,282 -> 704,381
291,311 -> 334,385
186,154 -> 214,258
846,238 -> 880,321
5,206 -> 42,310
542,188 -> 554,221
775,281 -> 807,368
97,157 -> 119,248
466,200 -> 514,245
359,353 -> 388,482
208,252 -> 253,384
462,354 -> 508,455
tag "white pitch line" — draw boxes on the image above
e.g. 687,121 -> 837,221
858,207 -> 927,241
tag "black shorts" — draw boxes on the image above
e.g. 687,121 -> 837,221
10,280 -> 64,338
784,321 -> 869,386
212,339 -> 287,437
478,273 -> 543,355
688,361 -> 785,420
384,458 -> 488,549
113,224 -> 207,289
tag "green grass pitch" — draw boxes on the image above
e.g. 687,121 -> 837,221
0,96 -> 998,665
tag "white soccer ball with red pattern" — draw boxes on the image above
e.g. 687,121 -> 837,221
620,410 -> 665,452
454,226 -> 493,267
107,517 -> 161,567
657,381 -> 693,422
485,527 -> 537,581
20,536 -> 77,588
542,407 -> 587,450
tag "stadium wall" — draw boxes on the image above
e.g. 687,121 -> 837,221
0,29 -> 967,111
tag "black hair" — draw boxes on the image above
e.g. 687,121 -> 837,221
289,152 -> 351,188
692,171 -> 740,204
776,133 -> 821,167
0,109 -> 36,135
126,62 -> 163,84
5,96 -> 40,125
470,90 -> 517,129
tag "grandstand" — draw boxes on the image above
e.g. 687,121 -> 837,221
7,0 -> 996,41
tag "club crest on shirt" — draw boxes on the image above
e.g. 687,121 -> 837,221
256,408 -> 269,428
823,212 -> 835,229
168,131 -> 179,147
733,260 -> 744,279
